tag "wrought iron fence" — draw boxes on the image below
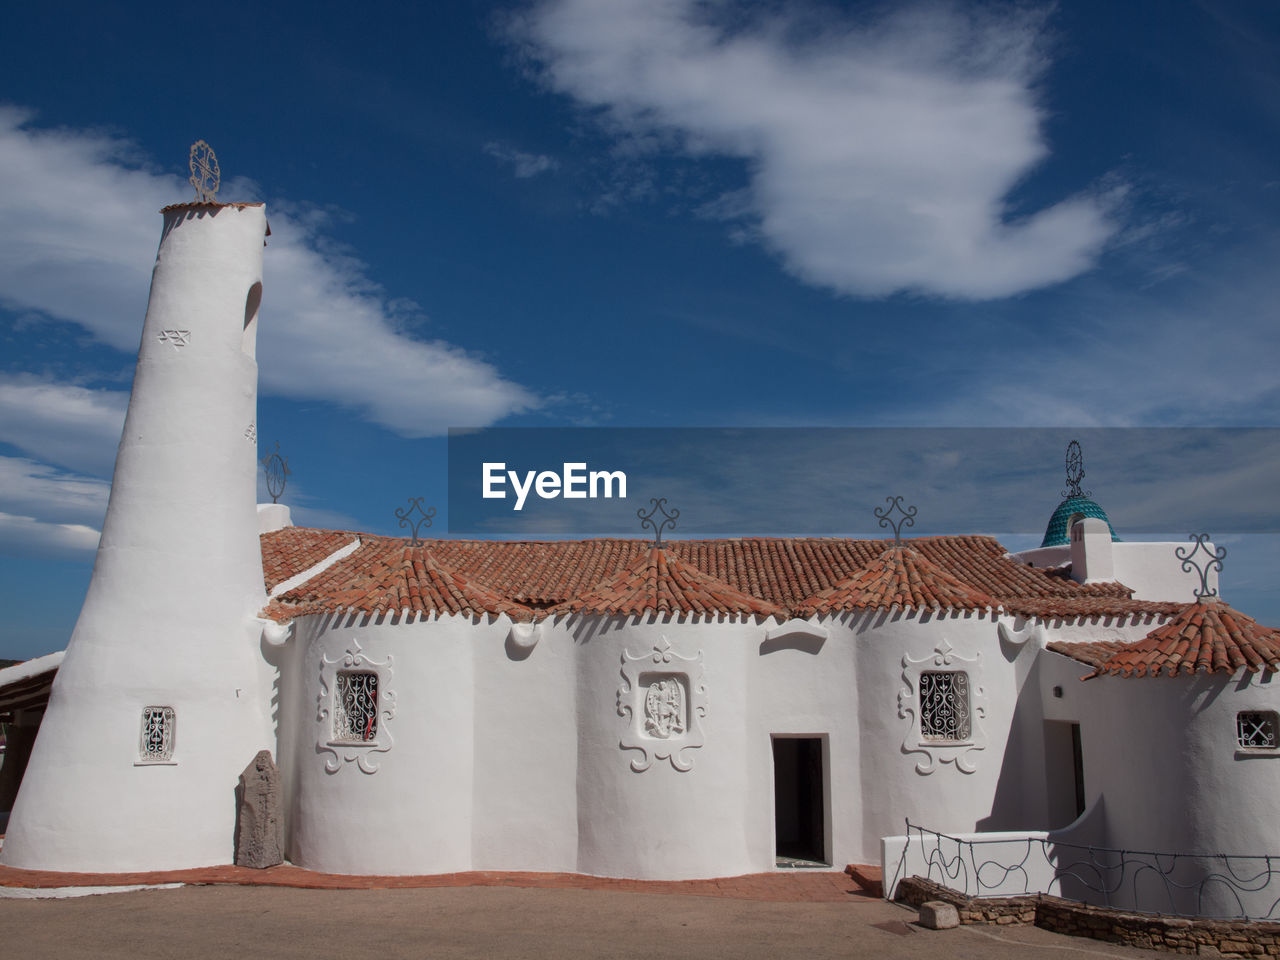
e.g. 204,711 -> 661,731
891,820 -> 1280,921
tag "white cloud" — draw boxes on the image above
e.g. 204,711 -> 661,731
0,375 -> 127,475
484,141 -> 560,178
509,0 -> 1120,299
0,456 -> 111,528
0,512 -> 100,556
0,107 -> 538,437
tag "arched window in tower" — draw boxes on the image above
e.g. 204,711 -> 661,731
241,281 -> 263,359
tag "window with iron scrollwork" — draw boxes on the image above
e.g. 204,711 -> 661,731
1237,711 -> 1278,750
333,671 -> 379,742
138,706 -> 175,763
919,671 -> 971,742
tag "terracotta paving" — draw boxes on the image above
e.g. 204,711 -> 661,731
0,861 -> 866,902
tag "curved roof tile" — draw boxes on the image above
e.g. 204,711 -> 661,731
1047,600 -> 1280,678
548,547 -> 788,621
795,547 -> 997,616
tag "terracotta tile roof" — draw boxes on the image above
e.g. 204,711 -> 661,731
259,530 -> 1150,623
1001,597 -> 1183,621
263,538 -> 534,622
549,547 -> 788,620
795,547 -> 997,616
1047,600 -> 1280,678
261,527 -> 360,592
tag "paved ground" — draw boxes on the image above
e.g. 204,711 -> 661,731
0,883 -> 1168,960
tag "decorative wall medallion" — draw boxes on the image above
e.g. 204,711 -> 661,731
158,329 -> 191,349
617,636 -> 707,772
244,422 -> 257,443
316,638 -> 396,774
897,640 -> 987,775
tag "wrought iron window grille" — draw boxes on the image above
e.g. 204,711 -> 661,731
1237,711 -> 1278,750
332,671 -> 379,743
137,706 -> 176,764
919,671 -> 972,743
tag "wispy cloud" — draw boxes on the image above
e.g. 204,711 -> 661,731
484,140 -> 560,178
0,512 -> 100,556
0,456 -> 110,529
507,0 -> 1121,299
0,107 -> 539,437
0,375 -> 127,475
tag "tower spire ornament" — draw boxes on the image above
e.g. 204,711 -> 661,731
261,443 -> 290,505
189,140 -> 220,203
1063,439 -> 1090,499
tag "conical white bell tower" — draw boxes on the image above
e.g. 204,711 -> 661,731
2,144 -> 276,871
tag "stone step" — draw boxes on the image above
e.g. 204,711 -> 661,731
844,863 -> 883,898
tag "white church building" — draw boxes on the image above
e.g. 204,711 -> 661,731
3,174 -> 1279,905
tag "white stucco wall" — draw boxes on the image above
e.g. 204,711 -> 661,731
1040,650 -> 1280,916
1,203 -> 275,872
854,611 -> 1043,857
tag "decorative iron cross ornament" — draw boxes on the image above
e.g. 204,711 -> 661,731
261,442 -> 290,504
1176,533 -> 1226,602
875,495 -> 918,548
1062,439 -> 1090,499
189,140 -> 220,203
395,498 -> 437,546
638,498 -> 679,547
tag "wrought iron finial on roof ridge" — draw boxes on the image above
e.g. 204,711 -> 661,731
1176,533 -> 1226,603
875,495 -> 918,548
1062,439 -> 1091,499
395,497 -> 437,547
638,497 -> 679,548
189,140 -> 220,203
261,441 -> 290,504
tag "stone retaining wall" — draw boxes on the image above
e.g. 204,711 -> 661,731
895,877 -> 1280,957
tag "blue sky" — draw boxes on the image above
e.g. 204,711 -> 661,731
2,0 -> 1279,658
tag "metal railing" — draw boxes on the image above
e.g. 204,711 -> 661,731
889,820 -> 1280,921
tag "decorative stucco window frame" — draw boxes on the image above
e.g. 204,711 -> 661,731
135,705 -> 177,765
316,638 -> 396,774
897,640 -> 988,775
1235,710 -> 1280,759
617,636 -> 708,772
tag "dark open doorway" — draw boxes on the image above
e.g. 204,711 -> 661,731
1044,720 -> 1086,827
772,736 -> 827,866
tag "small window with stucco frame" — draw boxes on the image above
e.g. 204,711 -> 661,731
919,670 -> 972,743
137,705 -> 176,764
1237,711 -> 1278,751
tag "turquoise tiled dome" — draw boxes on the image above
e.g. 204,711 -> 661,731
1040,496 -> 1120,547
